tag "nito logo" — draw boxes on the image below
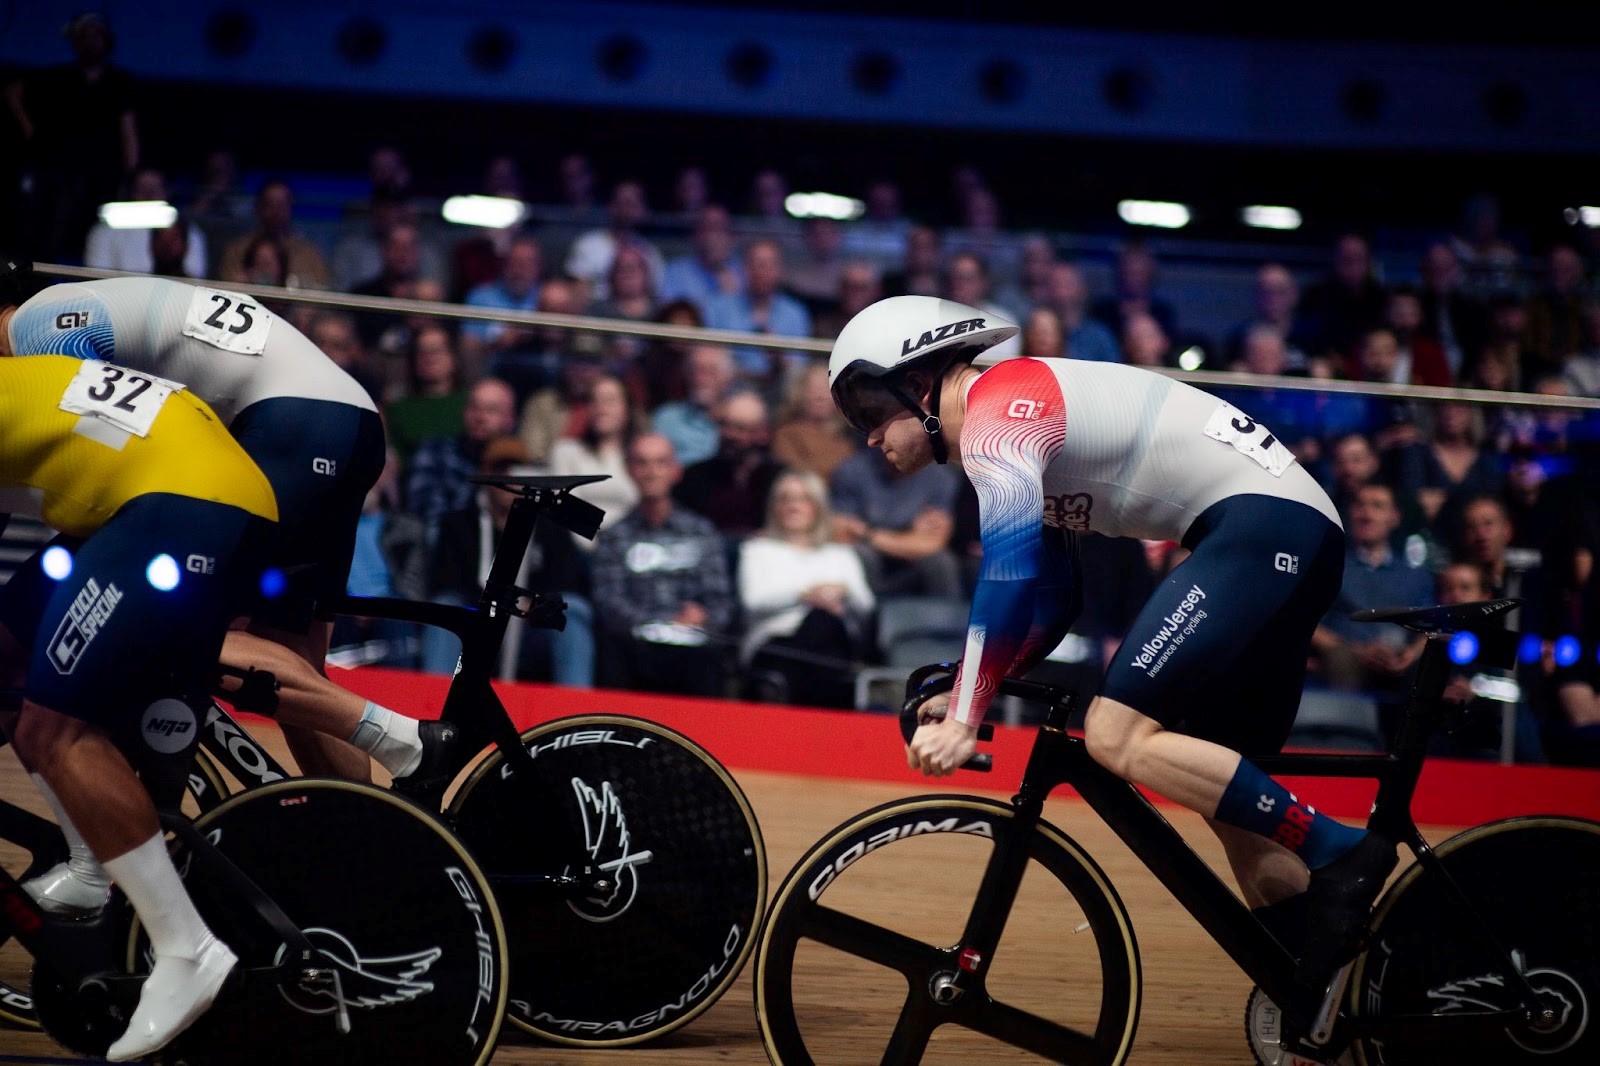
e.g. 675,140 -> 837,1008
142,698 -> 197,754
1007,398 -> 1044,420
311,457 -> 337,476
1273,552 -> 1299,574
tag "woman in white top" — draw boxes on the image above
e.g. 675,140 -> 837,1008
546,373 -> 642,544
738,469 -> 875,707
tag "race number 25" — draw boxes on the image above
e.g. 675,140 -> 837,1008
182,286 -> 272,354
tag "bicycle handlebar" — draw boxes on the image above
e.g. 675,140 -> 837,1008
899,664 -> 994,773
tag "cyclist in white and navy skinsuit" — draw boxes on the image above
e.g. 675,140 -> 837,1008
0,274 -> 441,906
829,296 -> 1398,984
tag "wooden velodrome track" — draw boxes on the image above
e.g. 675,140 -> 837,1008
0,721 -> 1478,1066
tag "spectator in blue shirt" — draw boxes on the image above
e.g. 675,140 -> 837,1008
459,233 -> 543,379
652,342 -> 737,466
1041,263 -> 1120,364
660,204 -> 744,314
702,237 -> 811,383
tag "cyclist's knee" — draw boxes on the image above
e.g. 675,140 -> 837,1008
1083,696 -> 1158,779
11,701 -> 90,771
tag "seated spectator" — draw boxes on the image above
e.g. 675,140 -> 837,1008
591,433 -> 735,697
1390,401 -> 1504,534
1319,432 -> 1431,558
510,279 -> 604,445
404,376 -> 518,528
1431,560 -> 1538,762
1296,232 -> 1386,368
385,322 -> 468,463
1452,193 -> 1521,299
1215,326 -> 1321,464
1121,311 -> 1172,368
1548,545 -> 1600,766
881,224 -> 942,299
547,373 -> 642,542
587,244 -> 658,363
1560,299 -> 1600,397
829,446 -> 962,599
1471,292 -> 1533,390
659,204 -> 744,314
1041,262 -> 1119,363
739,470 -> 875,708
1021,306 -> 1066,359
772,361 -> 857,481
702,237 -> 812,384
743,168 -> 800,244
218,178 -> 331,289
148,217 -> 192,279
629,299 -> 702,411
811,259 -> 883,340
1310,482 -> 1435,703
1326,327 -> 1428,447
786,217 -> 847,315
556,152 -> 598,216
459,232 -> 543,382
673,164 -> 710,216
1524,244 -> 1591,376
84,165 -> 208,277
674,391 -> 784,539
306,309 -> 383,404
448,153 -> 528,299
1377,287 -> 1452,385
652,342 -> 737,467
332,185 -> 446,294
565,180 -> 665,300
422,435 -> 594,686
1091,240 -> 1178,345
841,178 -> 911,264
993,234 -> 1058,319
1225,263 -> 1311,372
943,251 -> 1019,361
350,222 -> 428,346
225,233 -> 295,320
1419,241 -> 1488,379
518,349 -> 604,468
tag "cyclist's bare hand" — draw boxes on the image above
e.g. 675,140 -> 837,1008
907,697 -> 978,776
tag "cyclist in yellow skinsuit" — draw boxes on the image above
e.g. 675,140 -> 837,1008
0,355 -> 275,1061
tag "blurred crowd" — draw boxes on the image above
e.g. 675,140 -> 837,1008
5,15 -> 1600,767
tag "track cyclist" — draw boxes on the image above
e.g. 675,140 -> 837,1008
828,295 -> 1399,988
0,261 -> 453,916
0,350 -> 279,1058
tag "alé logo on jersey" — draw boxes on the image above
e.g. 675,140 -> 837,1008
55,311 -> 91,330
901,318 -> 986,356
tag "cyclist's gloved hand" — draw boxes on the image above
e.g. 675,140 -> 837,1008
906,699 -> 979,777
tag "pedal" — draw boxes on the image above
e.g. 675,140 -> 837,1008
1245,986 -> 1354,1066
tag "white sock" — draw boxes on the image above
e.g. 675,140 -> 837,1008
347,700 -> 423,777
103,834 -> 213,959
31,773 -> 113,891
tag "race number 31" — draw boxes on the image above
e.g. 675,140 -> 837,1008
1202,402 -> 1294,477
182,286 -> 272,355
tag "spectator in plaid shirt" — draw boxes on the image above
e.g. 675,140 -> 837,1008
404,377 -> 518,528
591,432 -> 735,696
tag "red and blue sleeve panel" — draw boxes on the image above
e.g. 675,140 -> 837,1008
950,359 -> 1080,727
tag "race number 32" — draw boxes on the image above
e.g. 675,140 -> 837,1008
58,361 -> 185,438
182,286 -> 272,354
1202,401 -> 1294,477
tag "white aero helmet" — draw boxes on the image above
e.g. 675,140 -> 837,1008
828,295 -> 1018,462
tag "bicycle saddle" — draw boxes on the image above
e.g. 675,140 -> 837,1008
468,473 -> 610,492
1351,597 -> 1520,634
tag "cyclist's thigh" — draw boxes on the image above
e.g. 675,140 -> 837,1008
230,398 -> 386,632
0,534 -> 80,653
1100,495 -> 1342,748
24,494 -> 260,726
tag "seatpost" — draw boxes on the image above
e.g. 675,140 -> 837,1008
479,493 -> 543,610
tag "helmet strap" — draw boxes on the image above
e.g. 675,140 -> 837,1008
886,371 -> 950,465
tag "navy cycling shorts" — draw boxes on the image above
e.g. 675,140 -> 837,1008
1099,494 -> 1345,756
19,494 -> 267,729
229,397 -> 386,632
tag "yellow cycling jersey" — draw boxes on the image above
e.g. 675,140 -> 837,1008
0,355 -> 278,538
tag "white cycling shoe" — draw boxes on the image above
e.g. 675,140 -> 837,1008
21,861 -> 111,917
106,935 -> 238,1062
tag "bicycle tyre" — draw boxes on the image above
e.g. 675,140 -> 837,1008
0,752 -> 230,1032
755,795 -> 1141,1065
447,713 -> 766,1046
1348,815 -> 1600,1065
134,779 -> 509,1066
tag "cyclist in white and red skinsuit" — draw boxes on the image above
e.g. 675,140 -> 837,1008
828,295 -> 1399,987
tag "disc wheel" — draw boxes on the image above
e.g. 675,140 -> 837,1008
447,713 -> 766,1046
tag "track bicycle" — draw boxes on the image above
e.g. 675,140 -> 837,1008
753,598 -> 1600,1064
0,691 -> 508,1064
0,473 -> 767,1048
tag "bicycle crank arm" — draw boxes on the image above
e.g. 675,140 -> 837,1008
1350,1006 -> 1531,1048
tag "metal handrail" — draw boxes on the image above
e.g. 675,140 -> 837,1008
33,262 -> 1600,412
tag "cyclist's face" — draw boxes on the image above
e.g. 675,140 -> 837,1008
869,409 -> 931,473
